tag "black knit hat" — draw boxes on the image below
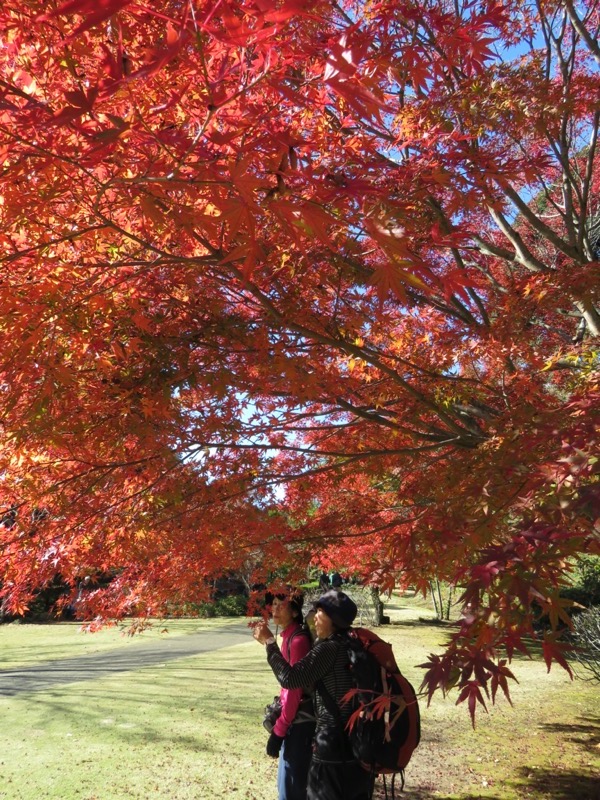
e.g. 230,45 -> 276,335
313,589 -> 357,629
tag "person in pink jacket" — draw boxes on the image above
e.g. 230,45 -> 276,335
266,591 -> 315,800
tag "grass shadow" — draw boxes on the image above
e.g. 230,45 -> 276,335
538,715 -> 600,753
374,787 -> 506,800
388,618 -> 454,629
514,766 -> 600,800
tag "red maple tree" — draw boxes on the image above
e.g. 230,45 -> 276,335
0,0 -> 598,717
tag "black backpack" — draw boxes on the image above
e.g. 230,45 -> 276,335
318,628 -> 421,796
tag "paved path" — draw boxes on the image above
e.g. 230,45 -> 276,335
0,622 -> 251,697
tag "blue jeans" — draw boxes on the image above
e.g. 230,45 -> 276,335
277,722 -> 315,800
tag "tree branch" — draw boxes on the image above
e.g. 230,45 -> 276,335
563,0 -> 600,65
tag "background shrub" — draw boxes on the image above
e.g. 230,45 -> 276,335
569,605 -> 600,682
196,594 -> 248,618
561,555 -> 600,611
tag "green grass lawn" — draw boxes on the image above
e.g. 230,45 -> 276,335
0,605 -> 598,800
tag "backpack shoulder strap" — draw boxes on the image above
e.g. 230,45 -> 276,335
315,634 -> 351,722
286,624 -> 311,661
316,678 -> 342,721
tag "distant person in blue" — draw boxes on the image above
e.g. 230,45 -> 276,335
330,571 -> 342,588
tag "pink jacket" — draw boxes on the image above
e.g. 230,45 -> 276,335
273,622 -> 311,737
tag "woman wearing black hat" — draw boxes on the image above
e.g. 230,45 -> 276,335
254,589 -> 373,800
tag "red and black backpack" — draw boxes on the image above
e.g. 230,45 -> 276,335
319,627 -> 421,796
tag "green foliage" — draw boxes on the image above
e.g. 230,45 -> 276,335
196,594 -> 248,618
563,555 -> 600,608
576,555 -> 600,602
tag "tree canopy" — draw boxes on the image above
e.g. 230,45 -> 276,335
0,0 -> 599,718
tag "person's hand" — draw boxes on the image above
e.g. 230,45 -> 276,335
266,732 -> 284,758
252,621 -> 274,645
